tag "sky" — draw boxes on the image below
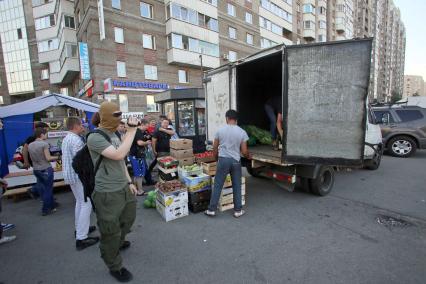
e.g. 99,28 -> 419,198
394,0 -> 426,79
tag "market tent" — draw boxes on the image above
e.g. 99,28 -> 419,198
0,93 -> 99,178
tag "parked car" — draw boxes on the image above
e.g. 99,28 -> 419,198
372,106 -> 426,157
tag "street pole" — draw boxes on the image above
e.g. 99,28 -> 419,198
199,53 -> 203,88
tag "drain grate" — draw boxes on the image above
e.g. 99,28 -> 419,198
376,214 -> 414,228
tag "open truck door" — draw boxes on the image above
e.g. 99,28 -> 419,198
282,39 -> 373,166
204,65 -> 236,143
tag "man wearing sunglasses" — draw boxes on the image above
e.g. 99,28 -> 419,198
87,102 -> 139,282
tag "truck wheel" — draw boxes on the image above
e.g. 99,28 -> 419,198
364,146 -> 383,170
299,177 -> 311,193
246,163 -> 261,178
309,166 -> 334,196
388,136 -> 417,158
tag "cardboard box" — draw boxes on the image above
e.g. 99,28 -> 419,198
178,165 -> 203,178
170,139 -> 193,150
182,173 -> 211,188
156,200 -> 189,222
171,148 -> 194,159
195,156 -> 216,164
156,188 -> 188,207
202,162 -> 217,176
178,157 -> 195,166
158,165 -> 178,175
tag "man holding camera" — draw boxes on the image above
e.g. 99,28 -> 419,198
87,102 -> 139,283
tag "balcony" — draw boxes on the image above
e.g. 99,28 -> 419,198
32,1 -> 56,19
336,23 -> 345,32
167,48 -> 220,69
303,29 -> 315,41
166,19 -> 219,44
50,57 -> 79,85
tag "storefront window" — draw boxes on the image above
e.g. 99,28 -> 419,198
197,108 -> 206,135
178,100 -> 195,136
146,95 -> 159,112
164,102 -> 175,126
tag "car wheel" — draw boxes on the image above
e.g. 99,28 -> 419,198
364,145 -> 383,170
309,166 -> 334,196
388,136 -> 417,158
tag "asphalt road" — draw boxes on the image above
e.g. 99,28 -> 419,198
1,152 -> 425,284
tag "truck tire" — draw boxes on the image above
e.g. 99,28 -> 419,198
364,145 -> 383,170
246,163 -> 262,178
309,166 -> 334,196
299,177 -> 311,193
388,136 -> 417,158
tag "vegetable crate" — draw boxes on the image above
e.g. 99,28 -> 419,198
219,195 -> 246,212
156,200 -> 189,222
177,157 -> 195,166
156,188 -> 188,208
188,187 -> 211,213
201,162 -> 217,176
212,176 -> 246,189
195,151 -> 215,163
178,165 -> 203,179
159,170 -> 179,182
182,173 -> 211,192
157,156 -> 179,170
170,139 -> 193,150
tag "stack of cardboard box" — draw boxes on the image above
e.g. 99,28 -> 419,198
157,156 -> 179,182
155,180 -> 188,222
170,139 -> 194,166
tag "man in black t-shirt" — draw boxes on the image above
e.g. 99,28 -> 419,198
152,119 -> 172,157
264,96 -> 283,150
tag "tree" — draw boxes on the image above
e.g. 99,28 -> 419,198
391,90 -> 402,103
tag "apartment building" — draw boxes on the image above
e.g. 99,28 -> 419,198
353,0 -> 373,38
403,76 -> 424,98
327,0 -> 354,41
33,0 -> 79,97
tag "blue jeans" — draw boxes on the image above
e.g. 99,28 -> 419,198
33,167 -> 54,214
264,104 -> 277,140
208,157 -> 243,212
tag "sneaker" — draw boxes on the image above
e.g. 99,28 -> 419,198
204,210 -> 216,217
233,210 -> 245,218
110,267 -> 133,283
76,237 -> 100,251
1,223 -> 16,232
0,235 -> 17,245
74,225 -> 97,238
42,208 -> 57,216
120,240 -> 131,251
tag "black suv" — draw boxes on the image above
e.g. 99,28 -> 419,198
372,106 -> 426,157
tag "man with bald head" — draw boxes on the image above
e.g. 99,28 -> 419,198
87,102 -> 139,282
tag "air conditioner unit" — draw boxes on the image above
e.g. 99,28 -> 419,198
222,54 -> 229,60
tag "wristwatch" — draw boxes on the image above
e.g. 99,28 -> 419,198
127,181 -> 133,185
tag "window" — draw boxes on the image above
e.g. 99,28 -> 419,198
42,90 -> 50,96
114,27 -> 124,43
246,33 -> 253,45
17,28 -> 22,39
117,61 -> 126,77
319,20 -> 326,29
60,43 -> 77,66
0,96 -> 3,105
144,65 -> 158,80
64,15 -> 75,29
227,4 -> 235,16
373,111 -> 395,124
141,2 -> 153,19
60,87 -> 68,96
303,4 -> 315,14
245,12 -> 253,24
228,51 -> 237,62
228,27 -> 236,39
178,70 -> 188,83
168,33 -> 219,57
119,94 -> 129,112
35,15 -> 55,30
32,0 -> 52,7
142,34 -> 155,49
318,35 -> 326,42
304,21 -> 315,29
260,0 -> 292,22
147,95 -> 159,112
395,110 -> 424,122
38,38 -> 59,53
41,69 -> 49,80
319,6 -> 326,15
112,0 -> 121,9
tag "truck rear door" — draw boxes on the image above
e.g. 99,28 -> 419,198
204,65 -> 237,142
282,39 -> 373,166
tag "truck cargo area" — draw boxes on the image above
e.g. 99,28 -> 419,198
236,50 -> 283,162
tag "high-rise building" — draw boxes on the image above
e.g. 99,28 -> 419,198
327,0 -> 354,41
403,75 -> 425,98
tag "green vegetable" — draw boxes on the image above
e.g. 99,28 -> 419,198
143,199 -> 152,208
248,136 -> 257,146
242,125 -> 273,145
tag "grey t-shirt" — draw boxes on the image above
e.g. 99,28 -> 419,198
28,140 -> 51,171
87,129 -> 128,193
215,124 -> 249,162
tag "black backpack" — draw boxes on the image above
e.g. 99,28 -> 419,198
72,129 -> 112,209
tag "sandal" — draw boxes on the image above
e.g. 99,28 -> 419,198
137,190 -> 146,196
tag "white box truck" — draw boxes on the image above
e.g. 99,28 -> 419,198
204,39 -> 383,196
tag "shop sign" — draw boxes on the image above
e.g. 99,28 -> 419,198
104,94 -> 117,101
47,131 -> 68,138
78,80 -> 94,97
78,42 -> 91,80
103,78 -> 169,92
122,112 -> 144,119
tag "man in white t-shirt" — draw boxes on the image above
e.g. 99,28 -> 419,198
205,110 -> 251,218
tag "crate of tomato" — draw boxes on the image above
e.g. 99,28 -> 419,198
195,151 -> 216,163
158,156 -> 179,170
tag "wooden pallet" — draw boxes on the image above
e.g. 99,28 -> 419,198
3,180 -> 68,202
